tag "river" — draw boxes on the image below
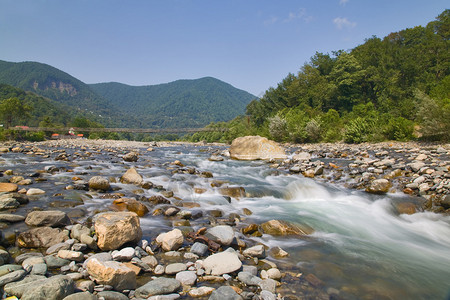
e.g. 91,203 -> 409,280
1,141 -> 450,299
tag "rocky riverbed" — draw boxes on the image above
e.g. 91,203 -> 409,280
0,138 -> 448,300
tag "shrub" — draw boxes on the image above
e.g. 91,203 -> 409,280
384,117 -> 414,141
305,119 -> 321,142
344,117 -> 373,143
268,115 -> 288,142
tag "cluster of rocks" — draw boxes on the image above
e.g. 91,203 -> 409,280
0,140 -> 327,300
0,208 -> 295,300
226,136 -> 449,213
277,143 -> 450,214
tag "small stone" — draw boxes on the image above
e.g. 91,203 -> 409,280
154,265 -> 165,275
190,242 -> 209,257
205,225 -> 235,246
25,210 -> 70,227
365,179 -> 391,194
209,286 -> 242,300
141,255 -> 158,268
26,188 -> 46,195
156,228 -> 184,252
88,176 -> 110,191
58,250 -> 84,262
123,151 -> 139,162
243,245 -> 265,258
270,246 -> 289,258
86,258 -> 136,292
175,270 -> 197,285
112,247 -> 135,261
134,277 -> 181,298
188,286 -> 215,297
238,271 -> 262,286
165,263 -> 187,275
203,251 -> 242,275
0,183 -> 18,193
120,168 -> 143,185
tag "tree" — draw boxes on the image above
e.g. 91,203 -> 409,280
0,97 -> 32,128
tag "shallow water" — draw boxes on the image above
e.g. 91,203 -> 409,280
2,143 -> 450,299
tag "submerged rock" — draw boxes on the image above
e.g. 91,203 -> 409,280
261,220 -> 313,236
229,136 -> 287,161
112,198 -> 149,217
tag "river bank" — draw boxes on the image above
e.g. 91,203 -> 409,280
0,139 -> 448,300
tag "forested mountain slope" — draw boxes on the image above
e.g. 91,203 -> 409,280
89,77 -> 256,128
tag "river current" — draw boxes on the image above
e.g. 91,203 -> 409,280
1,142 -> 449,299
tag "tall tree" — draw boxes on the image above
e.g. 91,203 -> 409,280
0,97 -> 32,128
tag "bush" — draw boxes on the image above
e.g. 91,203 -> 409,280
384,117 -> 414,141
344,117 -> 374,143
305,119 -> 321,142
268,115 -> 288,142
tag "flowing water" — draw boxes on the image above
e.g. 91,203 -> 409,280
1,143 -> 450,299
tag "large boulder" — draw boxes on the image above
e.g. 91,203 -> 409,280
203,251 -> 242,275
86,258 -> 136,291
120,168 -> 143,185
17,227 -> 69,248
25,210 -> 71,227
94,212 -> 142,251
261,220 -> 313,236
229,136 -> 287,161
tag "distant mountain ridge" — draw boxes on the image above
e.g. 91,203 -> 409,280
89,77 -> 256,128
0,60 -> 256,128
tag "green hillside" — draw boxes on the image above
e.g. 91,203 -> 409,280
0,60 -> 121,126
89,77 -> 256,128
0,60 -> 256,129
0,84 -> 72,127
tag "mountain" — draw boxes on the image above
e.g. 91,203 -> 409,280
0,60 -> 121,126
89,77 -> 256,128
0,59 -> 257,129
0,83 -> 73,127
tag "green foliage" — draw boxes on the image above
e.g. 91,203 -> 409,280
268,115 -> 287,142
344,117 -> 374,143
383,117 -> 414,141
0,97 -> 32,128
415,90 -> 450,140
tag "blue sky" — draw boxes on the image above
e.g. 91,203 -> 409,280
0,0 -> 447,96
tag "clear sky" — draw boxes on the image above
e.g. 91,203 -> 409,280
0,0 -> 447,96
